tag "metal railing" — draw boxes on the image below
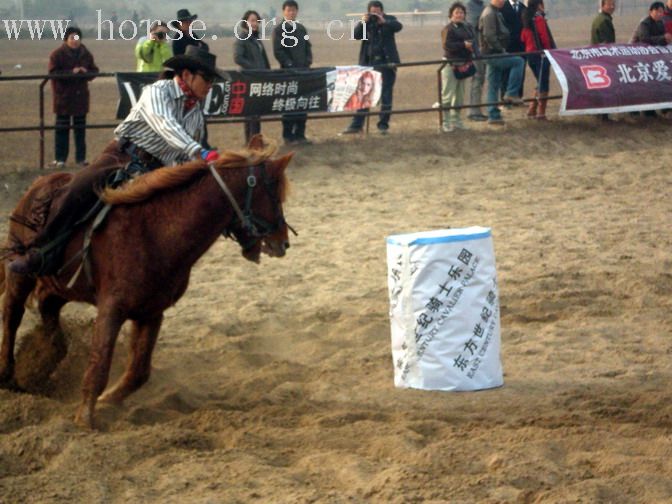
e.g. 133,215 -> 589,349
0,50 -> 561,169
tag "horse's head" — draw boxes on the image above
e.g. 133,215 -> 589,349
223,140 -> 294,263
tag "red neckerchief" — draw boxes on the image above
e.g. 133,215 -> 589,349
176,76 -> 199,111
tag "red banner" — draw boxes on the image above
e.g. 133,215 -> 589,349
545,44 -> 672,115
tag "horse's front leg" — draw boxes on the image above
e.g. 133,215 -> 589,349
1,268 -> 36,386
74,303 -> 125,429
99,314 -> 163,405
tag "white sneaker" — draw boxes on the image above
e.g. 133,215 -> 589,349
50,160 -> 65,169
441,124 -> 455,133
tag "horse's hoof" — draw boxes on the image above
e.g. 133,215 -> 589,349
98,390 -> 125,406
74,406 -> 95,430
0,377 -> 23,393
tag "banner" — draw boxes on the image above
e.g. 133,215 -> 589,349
116,66 -> 380,119
545,44 -> 672,115
326,66 -> 382,112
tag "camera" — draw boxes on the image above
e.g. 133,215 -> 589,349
155,31 -> 166,40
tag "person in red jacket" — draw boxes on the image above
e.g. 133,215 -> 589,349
48,26 -> 99,168
520,0 -> 555,120
664,0 -> 672,33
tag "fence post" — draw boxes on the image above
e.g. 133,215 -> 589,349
39,78 -> 48,170
437,62 -> 447,130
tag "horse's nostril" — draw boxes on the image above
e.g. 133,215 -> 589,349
283,241 -> 290,250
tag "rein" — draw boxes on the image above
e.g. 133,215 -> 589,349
208,162 -> 297,239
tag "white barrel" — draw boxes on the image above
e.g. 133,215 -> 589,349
386,227 -> 503,391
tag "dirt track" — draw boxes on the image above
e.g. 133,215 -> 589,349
1,118 -> 672,502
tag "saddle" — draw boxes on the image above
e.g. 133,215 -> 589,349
8,161 -> 150,282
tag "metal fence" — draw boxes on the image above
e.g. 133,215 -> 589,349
0,50 -> 560,169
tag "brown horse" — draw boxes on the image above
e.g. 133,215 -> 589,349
0,136 -> 293,428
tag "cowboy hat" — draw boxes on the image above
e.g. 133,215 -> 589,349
176,9 -> 198,21
163,45 -> 225,79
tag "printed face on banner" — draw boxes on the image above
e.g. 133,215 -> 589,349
327,66 -> 383,113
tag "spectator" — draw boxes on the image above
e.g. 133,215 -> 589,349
466,0 -> 488,122
135,21 -> 172,72
521,0 -> 555,121
591,0 -> 616,121
631,2 -> 672,45
479,0 -> 525,124
173,9 -> 209,56
500,0 -> 526,100
440,2 -> 476,132
273,0 -> 313,145
341,1 -> 403,135
10,46 -> 222,276
591,0 -> 616,44
48,26 -> 99,169
234,10 -> 271,143
664,0 -> 672,34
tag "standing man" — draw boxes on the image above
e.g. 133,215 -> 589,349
341,1 -> 403,135
172,9 -> 209,56
632,2 -> 672,45
466,0 -> 488,122
500,0 -> 526,100
49,26 -> 99,169
273,0 -> 313,145
591,0 -> 616,45
479,0 -> 525,124
235,10 -> 272,143
591,0 -> 616,122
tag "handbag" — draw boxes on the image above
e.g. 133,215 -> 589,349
453,61 -> 476,80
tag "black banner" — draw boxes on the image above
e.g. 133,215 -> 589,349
115,69 -> 330,120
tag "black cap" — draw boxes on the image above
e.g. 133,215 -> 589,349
176,9 -> 198,21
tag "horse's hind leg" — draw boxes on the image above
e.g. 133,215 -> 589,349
0,267 -> 36,386
38,294 -> 68,364
74,303 -> 125,429
99,314 -> 163,405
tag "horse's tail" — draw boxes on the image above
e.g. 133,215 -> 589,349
0,259 -> 6,299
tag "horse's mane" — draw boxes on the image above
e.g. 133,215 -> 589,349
101,140 -> 284,206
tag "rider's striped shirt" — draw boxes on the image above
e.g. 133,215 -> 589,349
114,78 -> 205,166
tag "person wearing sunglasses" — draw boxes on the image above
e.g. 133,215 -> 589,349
9,46 -> 223,276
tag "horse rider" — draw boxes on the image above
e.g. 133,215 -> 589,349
9,45 -> 223,276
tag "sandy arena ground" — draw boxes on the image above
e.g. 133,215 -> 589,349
1,14 -> 672,504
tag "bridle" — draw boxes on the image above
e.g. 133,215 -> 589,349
208,162 -> 297,245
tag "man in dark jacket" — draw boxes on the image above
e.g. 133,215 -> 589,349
632,2 -> 672,45
273,0 -> 313,145
341,1 -> 403,134
499,0 -> 526,100
172,9 -> 209,56
591,0 -> 616,44
479,0 -> 524,123
235,10 -> 271,143
466,0 -> 487,121
49,26 -> 99,168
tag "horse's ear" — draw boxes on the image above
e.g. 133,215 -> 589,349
270,153 -> 294,175
247,134 -> 265,151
